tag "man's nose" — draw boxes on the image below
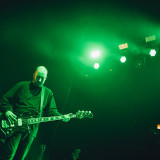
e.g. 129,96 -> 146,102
39,78 -> 42,82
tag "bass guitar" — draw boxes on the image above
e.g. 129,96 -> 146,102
0,110 -> 93,138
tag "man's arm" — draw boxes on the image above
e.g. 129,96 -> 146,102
45,92 -> 70,122
0,82 -> 21,123
46,93 -> 62,116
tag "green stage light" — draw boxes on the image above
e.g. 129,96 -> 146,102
149,49 -> 156,57
120,56 -> 126,63
94,63 -> 99,69
91,50 -> 100,58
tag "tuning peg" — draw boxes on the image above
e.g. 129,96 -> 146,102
89,112 -> 93,118
84,111 -> 88,114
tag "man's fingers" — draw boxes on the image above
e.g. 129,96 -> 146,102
63,115 -> 70,122
11,114 -> 17,121
5,111 -> 17,124
10,116 -> 17,122
8,115 -> 17,124
8,118 -> 12,124
12,114 -> 17,118
11,116 -> 17,122
10,112 -> 17,117
8,117 -> 15,124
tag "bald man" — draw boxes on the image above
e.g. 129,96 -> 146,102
0,66 -> 70,160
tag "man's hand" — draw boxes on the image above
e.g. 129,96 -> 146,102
62,114 -> 70,122
5,111 -> 17,124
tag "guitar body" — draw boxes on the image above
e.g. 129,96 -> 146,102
0,116 -> 31,139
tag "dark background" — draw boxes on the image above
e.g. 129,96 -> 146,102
1,0 -> 160,159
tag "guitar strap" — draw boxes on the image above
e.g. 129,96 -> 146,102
40,86 -> 45,117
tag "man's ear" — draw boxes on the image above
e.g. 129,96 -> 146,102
33,73 -> 35,78
33,71 -> 38,79
33,72 -> 37,82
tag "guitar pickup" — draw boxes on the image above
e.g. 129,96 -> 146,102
17,118 -> 22,126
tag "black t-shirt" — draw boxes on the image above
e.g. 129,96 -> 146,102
0,81 -> 61,116
0,81 -> 62,137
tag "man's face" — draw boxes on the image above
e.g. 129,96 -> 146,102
33,71 -> 47,87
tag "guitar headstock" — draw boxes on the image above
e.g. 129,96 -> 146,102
76,110 -> 93,119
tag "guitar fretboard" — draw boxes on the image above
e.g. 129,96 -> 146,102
27,114 -> 76,124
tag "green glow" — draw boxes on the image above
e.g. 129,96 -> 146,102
91,50 -> 100,58
135,56 -> 146,68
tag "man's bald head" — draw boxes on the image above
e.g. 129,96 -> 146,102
36,66 -> 48,76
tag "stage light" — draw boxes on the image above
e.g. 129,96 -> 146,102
157,124 -> 160,129
149,49 -> 156,57
119,43 -> 128,50
120,56 -> 126,63
145,35 -> 156,42
91,50 -> 100,58
94,63 -> 99,69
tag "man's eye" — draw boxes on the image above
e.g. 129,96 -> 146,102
37,76 -> 43,79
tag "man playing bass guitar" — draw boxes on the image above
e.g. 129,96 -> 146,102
0,66 -> 70,160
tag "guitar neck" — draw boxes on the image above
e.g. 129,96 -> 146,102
27,114 -> 77,125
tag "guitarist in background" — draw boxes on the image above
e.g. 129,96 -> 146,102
71,148 -> 81,160
0,66 -> 70,160
65,148 -> 81,160
38,144 -> 46,160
